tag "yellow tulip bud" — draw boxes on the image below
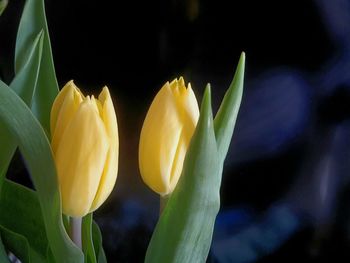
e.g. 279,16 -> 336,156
50,80 -> 119,217
139,77 -> 199,196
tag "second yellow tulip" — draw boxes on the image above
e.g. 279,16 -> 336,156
139,77 -> 199,196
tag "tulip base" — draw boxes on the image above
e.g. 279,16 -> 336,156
70,217 -> 82,249
159,195 -> 169,215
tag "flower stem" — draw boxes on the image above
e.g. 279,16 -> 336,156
70,217 -> 82,249
159,195 -> 169,216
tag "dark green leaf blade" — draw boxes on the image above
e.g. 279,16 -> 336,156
0,226 -> 30,263
145,85 -> 221,262
0,233 -> 9,263
0,179 -> 48,258
15,0 -> 59,134
82,214 -> 97,263
0,81 -> 83,263
214,52 -> 245,161
0,31 -> 44,194
11,30 -> 44,105
0,225 -> 47,263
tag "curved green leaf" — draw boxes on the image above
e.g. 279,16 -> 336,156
92,222 -> 107,263
0,81 -> 83,262
15,0 -> 59,134
214,52 -> 245,161
0,226 -> 30,263
0,224 -> 47,263
145,86 -> 221,262
0,0 -> 8,16
0,233 -> 9,263
0,31 -> 44,194
11,30 -> 44,105
0,179 -> 47,258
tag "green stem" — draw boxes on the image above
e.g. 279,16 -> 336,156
70,217 -> 82,249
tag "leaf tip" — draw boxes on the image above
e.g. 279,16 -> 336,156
238,51 -> 246,72
201,83 -> 212,114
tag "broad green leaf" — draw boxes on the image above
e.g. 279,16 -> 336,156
15,0 -> 59,134
92,222 -> 107,263
214,52 -> 245,161
0,225 -> 46,263
0,0 -> 8,16
0,31 -> 44,194
82,214 -> 96,263
46,247 -> 56,263
145,86 -> 221,262
0,81 -> 83,263
0,179 -> 47,258
0,233 -> 9,263
11,31 -> 44,105
0,226 -> 30,263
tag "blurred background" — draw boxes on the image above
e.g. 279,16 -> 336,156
2,0 -> 350,262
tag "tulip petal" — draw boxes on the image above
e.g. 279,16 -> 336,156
168,133 -> 187,192
172,81 -> 199,144
90,87 -> 119,212
182,83 -> 200,135
50,80 -> 72,135
51,81 -> 83,153
139,82 -> 183,195
168,78 -> 199,192
54,98 -> 109,217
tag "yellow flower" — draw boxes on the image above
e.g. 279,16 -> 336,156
139,77 -> 199,196
51,80 -> 119,217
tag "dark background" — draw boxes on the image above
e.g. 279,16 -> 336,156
2,0 -> 350,262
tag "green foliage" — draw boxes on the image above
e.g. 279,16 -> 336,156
92,222 -> 107,263
0,233 -> 9,263
15,0 -> 59,134
0,179 -> 47,260
0,226 -> 31,262
214,52 -> 245,161
0,31 -> 43,194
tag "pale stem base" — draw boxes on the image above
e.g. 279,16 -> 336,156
70,217 -> 82,249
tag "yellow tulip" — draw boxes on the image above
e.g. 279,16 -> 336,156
50,80 -> 119,217
139,77 -> 199,196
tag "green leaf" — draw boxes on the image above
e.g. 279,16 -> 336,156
0,0 -> 8,16
214,52 -> 245,161
145,85 -> 221,262
11,30 -> 44,105
92,222 -> 107,263
15,0 -> 59,134
0,81 -> 84,263
46,247 -> 56,263
0,31 -> 44,194
82,214 -> 96,263
0,179 -> 47,258
0,225 -> 47,263
0,226 -> 30,263
0,233 -> 9,263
